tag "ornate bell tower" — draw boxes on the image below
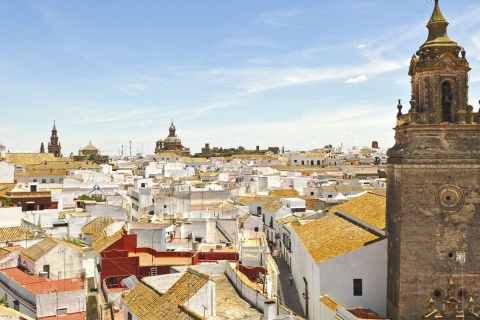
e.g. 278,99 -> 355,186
47,121 -> 62,157
386,1 -> 480,319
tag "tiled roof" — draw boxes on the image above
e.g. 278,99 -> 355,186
122,268 -> 209,319
0,183 -> 16,197
92,228 -> 124,254
329,192 -> 386,230
319,295 -> 339,312
4,153 -> 56,165
261,201 -> 283,212
153,152 -> 181,158
320,185 -> 365,193
31,160 -> 101,170
20,237 -> 84,261
180,157 -> 209,163
0,247 -> 12,260
15,169 -> 67,177
276,215 -> 299,225
269,189 -> 299,197
368,188 -> 387,197
82,143 -> 98,151
216,201 -> 237,212
237,196 -> 281,204
305,153 -> 328,158
0,226 -> 33,242
294,213 -> 379,263
199,172 -> 218,177
81,216 -> 115,235
238,213 -> 252,224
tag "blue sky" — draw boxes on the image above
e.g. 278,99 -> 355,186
1,0 -> 480,155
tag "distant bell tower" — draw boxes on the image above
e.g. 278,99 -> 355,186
386,1 -> 480,319
47,121 -> 62,157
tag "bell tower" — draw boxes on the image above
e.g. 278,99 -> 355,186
386,1 -> 480,319
47,121 -> 62,157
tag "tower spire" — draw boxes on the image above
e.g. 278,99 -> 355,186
417,0 -> 460,56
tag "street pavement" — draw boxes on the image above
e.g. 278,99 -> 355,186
275,256 -> 306,318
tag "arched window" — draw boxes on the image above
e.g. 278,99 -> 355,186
441,81 -> 453,122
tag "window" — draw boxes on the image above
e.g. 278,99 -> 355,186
164,205 -> 167,208
41,179 -> 46,183
294,160 -> 297,163
108,277 -> 118,286
310,192 -> 314,196
33,179 -> 37,182
50,178 -> 55,183
128,312 -> 133,320
141,183 -> 145,188
57,308 -> 67,315
328,195 -> 332,198
13,300 -> 19,311
353,279 -> 362,296
59,178 -> 63,183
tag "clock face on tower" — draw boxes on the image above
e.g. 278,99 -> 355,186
435,184 -> 464,213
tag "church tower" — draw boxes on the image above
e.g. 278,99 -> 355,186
386,1 -> 480,319
47,121 -> 62,157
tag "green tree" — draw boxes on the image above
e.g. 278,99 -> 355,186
0,294 -> 9,308
86,153 -> 101,164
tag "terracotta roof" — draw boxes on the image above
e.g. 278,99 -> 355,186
294,213 -> 380,263
0,226 -> 33,242
92,228 -> 124,254
81,216 -> 115,235
122,268 -> 209,319
261,200 -> 284,212
329,192 -> 386,230
20,237 -> 84,261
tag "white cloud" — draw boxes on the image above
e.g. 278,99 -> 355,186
346,75 -> 368,83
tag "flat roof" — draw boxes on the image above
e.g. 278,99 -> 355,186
1,268 -> 84,294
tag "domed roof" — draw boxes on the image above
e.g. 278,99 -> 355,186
82,141 -> 98,151
165,136 -> 180,143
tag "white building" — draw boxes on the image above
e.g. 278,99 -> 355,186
289,192 -> 387,319
0,161 -> 14,183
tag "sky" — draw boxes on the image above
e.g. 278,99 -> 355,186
1,0 -> 480,156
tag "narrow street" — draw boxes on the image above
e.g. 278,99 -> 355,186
275,256 -> 306,318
